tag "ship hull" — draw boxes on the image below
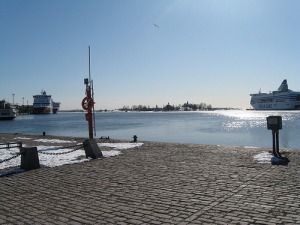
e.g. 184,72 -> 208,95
0,109 -> 16,120
32,107 -> 52,114
250,102 -> 300,110
0,116 -> 16,120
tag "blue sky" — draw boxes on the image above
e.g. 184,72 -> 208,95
1,0 -> 300,110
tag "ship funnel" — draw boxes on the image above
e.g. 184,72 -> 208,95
278,79 -> 289,92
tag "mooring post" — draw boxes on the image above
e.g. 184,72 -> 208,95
20,147 -> 40,170
83,139 -> 103,159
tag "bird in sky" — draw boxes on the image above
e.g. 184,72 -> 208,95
152,23 -> 159,28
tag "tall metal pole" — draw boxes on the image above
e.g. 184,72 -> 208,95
87,46 -> 93,139
89,46 -> 97,137
92,80 -> 96,136
82,46 -> 96,139
89,46 -> 91,81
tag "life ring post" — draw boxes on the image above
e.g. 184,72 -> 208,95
82,46 -> 97,139
82,77 -> 95,139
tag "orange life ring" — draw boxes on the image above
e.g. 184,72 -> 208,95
81,97 -> 94,110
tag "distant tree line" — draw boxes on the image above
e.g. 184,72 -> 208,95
118,102 -> 213,112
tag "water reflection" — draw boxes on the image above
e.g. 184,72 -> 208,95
215,110 -> 300,148
1,110 -> 300,148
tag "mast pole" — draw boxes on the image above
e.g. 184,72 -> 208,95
88,46 -> 96,137
89,46 -> 91,81
86,46 -> 93,138
82,46 -> 96,139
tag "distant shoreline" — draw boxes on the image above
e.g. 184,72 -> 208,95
59,108 -> 242,113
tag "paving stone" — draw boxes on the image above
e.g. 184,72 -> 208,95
0,134 -> 299,224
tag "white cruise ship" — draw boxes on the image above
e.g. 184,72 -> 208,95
32,90 -> 60,114
250,80 -> 300,110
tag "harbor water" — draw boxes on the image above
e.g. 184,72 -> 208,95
1,110 -> 300,149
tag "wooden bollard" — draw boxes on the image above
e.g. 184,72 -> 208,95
20,147 -> 40,170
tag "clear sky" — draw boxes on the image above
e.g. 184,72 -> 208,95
1,0 -> 300,110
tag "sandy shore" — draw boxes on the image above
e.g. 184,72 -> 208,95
1,132 -> 300,224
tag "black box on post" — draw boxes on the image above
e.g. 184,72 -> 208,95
267,116 -> 282,130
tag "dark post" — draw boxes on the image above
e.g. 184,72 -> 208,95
272,130 -> 275,156
86,84 -> 94,139
267,116 -> 282,157
275,130 -> 281,157
20,147 -> 40,170
83,139 -> 103,159
266,116 -> 289,165
82,78 -> 94,139
82,47 -> 97,140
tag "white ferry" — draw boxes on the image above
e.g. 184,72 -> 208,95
0,100 -> 17,120
32,91 -> 60,114
250,80 -> 300,110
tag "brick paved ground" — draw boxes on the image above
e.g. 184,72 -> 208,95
0,134 -> 300,224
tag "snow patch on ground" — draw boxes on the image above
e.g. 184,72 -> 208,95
253,152 -> 273,163
37,145 -> 89,167
14,137 -> 32,140
99,143 -> 144,150
99,143 -> 144,158
1,139 -> 144,169
34,139 -> 76,143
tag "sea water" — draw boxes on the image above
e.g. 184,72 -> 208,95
1,110 -> 300,149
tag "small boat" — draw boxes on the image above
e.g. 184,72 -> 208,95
0,100 -> 16,120
32,90 -> 60,114
250,79 -> 300,110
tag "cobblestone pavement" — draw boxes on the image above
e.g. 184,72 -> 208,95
0,134 -> 300,224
